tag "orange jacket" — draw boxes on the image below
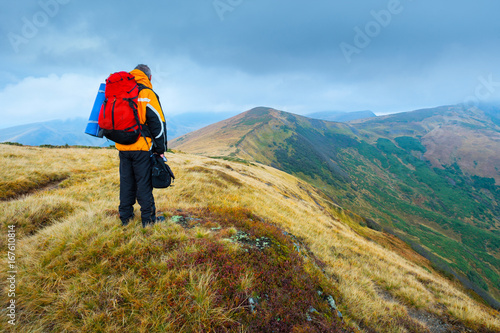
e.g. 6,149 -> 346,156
115,69 -> 167,153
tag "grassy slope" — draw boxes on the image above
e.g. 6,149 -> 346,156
351,105 -> 500,183
170,106 -> 500,310
323,106 -> 500,306
0,144 -> 499,332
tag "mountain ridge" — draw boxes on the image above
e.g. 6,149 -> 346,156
350,104 -> 500,183
0,109 -> 375,147
171,104 -> 500,309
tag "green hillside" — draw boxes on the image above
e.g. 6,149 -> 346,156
171,105 -> 500,309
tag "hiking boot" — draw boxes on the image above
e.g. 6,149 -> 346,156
142,220 -> 155,228
142,215 -> 166,228
121,214 -> 135,226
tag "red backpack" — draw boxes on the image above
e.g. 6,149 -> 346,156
98,71 -> 143,145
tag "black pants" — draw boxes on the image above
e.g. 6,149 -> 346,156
119,151 -> 156,224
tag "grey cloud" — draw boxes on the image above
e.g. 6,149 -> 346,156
1,0 -> 500,120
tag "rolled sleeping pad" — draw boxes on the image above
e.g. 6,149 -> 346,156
84,83 -> 106,138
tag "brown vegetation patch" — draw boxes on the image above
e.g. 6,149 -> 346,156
0,174 -> 69,201
7,206 -> 351,333
161,206 -> 351,332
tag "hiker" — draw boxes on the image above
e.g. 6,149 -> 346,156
117,64 -> 167,227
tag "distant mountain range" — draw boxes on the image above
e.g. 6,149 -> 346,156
0,112 -> 239,147
171,104 -> 500,308
0,118 -> 109,147
0,110 -> 375,147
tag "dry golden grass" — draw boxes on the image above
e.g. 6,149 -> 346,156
0,144 -> 499,332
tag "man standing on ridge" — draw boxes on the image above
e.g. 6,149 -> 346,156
117,64 -> 167,228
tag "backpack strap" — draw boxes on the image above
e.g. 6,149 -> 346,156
137,84 -> 165,152
127,84 -> 152,151
138,84 -> 164,113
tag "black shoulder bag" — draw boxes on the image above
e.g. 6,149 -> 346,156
151,154 -> 175,188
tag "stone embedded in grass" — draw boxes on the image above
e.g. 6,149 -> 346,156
231,231 -> 251,243
307,306 -> 320,321
255,236 -> 272,250
248,297 -> 258,313
170,215 -> 201,228
317,289 -> 343,320
293,242 -> 301,253
230,231 -> 273,250
337,310 -> 343,319
283,231 -> 304,254
326,295 -> 337,310
171,215 -> 183,223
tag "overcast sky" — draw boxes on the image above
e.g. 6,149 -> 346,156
1,0 -> 499,128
